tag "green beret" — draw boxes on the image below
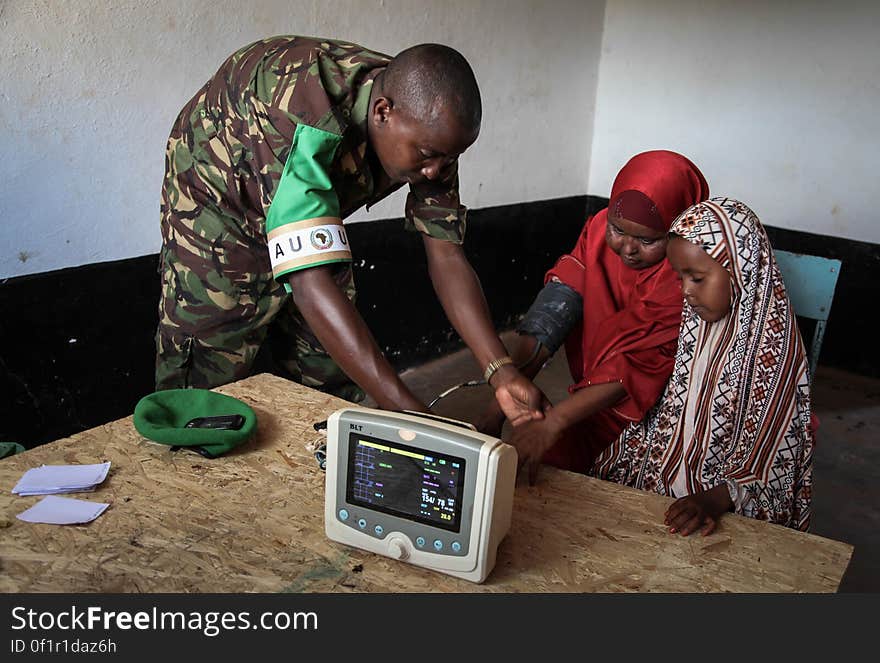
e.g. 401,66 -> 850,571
133,389 -> 257,458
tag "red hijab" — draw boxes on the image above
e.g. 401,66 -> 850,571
543,150 -> 708,470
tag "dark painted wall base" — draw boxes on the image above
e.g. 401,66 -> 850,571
2,194 -> 876,448
0,196 -> 595,448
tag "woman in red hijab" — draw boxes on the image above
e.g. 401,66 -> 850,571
483,150 -> 709,482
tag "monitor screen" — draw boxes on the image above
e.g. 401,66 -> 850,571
346,433 -> 467,533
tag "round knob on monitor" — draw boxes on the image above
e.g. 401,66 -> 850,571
388,538 -> 409,560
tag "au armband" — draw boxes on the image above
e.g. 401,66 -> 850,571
268,220 -> 351,276
516,281 -> 583,355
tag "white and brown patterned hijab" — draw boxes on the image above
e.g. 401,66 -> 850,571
592,198 -> 813,530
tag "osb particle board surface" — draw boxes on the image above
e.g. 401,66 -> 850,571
0,373 -> 852,593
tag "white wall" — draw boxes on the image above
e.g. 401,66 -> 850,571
0,0 -> 604,279
589,0 -> 880,244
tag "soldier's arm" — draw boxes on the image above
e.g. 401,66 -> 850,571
421,235 -> 546,425
287,266 -> 426,412
263,122 -> 425,411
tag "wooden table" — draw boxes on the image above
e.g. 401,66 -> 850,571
0,373 -> 853,593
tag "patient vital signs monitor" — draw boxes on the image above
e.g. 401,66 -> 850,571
324,408 -> 517,583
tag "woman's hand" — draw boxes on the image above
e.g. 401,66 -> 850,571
474,403 -> 506,438
664,484 -> 733,536
506,415 -> 564,485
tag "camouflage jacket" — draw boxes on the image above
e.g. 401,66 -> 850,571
168,35 -> 467,286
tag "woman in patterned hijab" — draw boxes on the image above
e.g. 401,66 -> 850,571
592,198 -> 814,535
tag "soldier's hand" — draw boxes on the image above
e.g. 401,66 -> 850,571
506,415 -> 563,485
490,366 -> 545,426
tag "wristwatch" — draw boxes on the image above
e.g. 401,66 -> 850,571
483,356 -> 513,384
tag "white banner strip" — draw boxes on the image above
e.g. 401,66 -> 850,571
268,222 -> 352,276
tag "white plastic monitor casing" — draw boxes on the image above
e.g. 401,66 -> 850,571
324,407 -> 517,583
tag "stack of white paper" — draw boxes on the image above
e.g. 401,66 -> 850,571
11,462 -> 111,496
16,495 -> 110,525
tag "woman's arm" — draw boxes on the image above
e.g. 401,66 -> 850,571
507,380 -> 626,484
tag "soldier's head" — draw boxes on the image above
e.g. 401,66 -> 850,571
368,43 -> 481,186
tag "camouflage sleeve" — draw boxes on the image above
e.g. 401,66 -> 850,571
404,161 -> 467,244
266,124 -> 352,293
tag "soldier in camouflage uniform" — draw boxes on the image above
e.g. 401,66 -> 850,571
157,35 -> 544,421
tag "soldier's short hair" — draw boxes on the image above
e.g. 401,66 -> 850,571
384,43 -> 481,133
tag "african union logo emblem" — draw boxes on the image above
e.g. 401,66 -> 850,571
310,227 -> 334,250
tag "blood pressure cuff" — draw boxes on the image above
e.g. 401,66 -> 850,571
133,389 -> 257,458
515,281 -> 583,354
